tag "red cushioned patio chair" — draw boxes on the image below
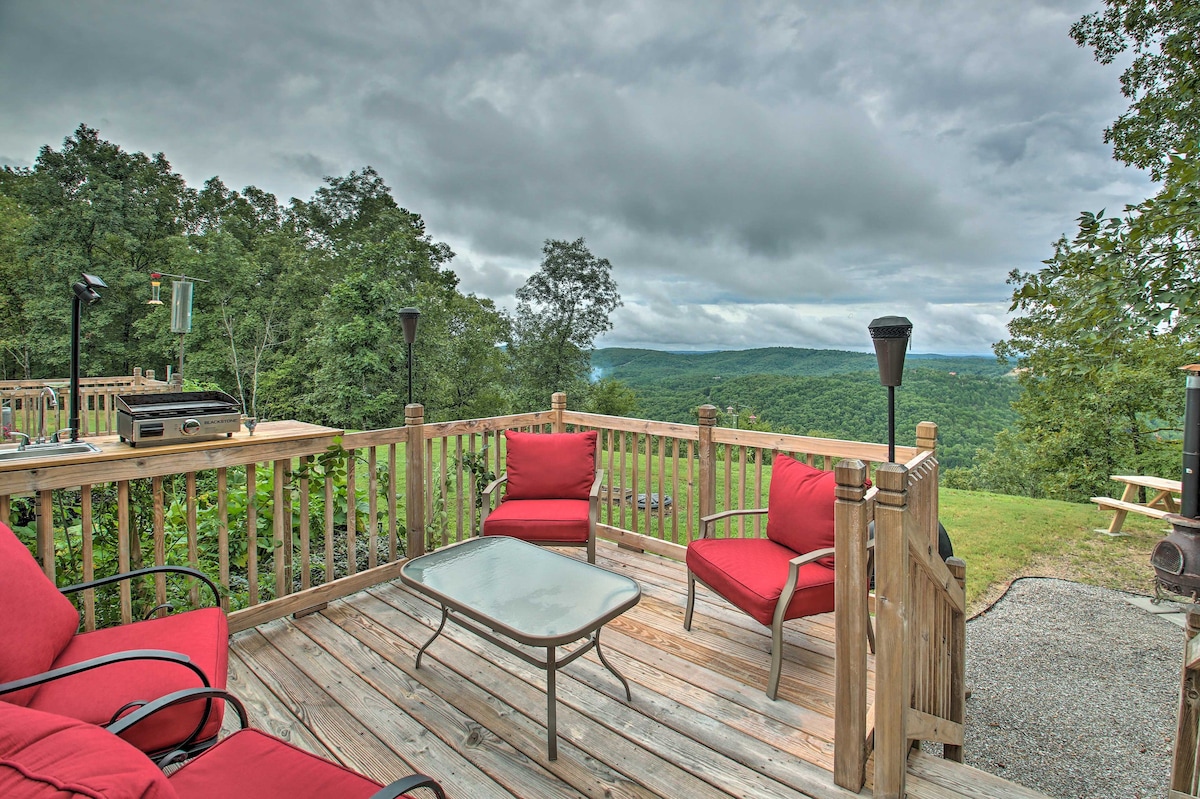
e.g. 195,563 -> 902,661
481,430 -> 604,563
0,520 -> 229,761
0,688 -> 446,799
684,455 -> 874,699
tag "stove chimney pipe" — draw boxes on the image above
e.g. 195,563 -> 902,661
1183,365 -> 1200,519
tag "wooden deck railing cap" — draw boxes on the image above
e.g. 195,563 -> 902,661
697,404 -> 717,426
874,461 -> 908,499
405,404 -> 424,426
834,459 -> 868,501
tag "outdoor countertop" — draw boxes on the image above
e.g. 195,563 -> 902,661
0,420 -> 342,491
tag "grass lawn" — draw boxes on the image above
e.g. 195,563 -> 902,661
941,487 -> 1170,616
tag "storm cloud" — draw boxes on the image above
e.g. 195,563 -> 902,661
0,0 -> 1153,354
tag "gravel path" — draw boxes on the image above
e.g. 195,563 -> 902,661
961,578 -> 1181,799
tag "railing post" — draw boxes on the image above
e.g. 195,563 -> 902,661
873,461 -> 910,799
834,458 -> 870,791
944,556 -> 967,763
406,403 -> 427,558
1172,608 -> 1200,795
133,367 -> 142,387
916,421 -> 938,454
552,392 -> 567,433
697,405 -> 717,522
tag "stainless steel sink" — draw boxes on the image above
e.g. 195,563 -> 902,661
0,442 -> 101,462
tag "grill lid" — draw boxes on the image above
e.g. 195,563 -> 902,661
116,390 -> 240,418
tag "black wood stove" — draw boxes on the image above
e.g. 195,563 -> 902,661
1154,364 -> 1200,601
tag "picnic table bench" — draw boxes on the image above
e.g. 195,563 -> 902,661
1091,474 -> 1181,534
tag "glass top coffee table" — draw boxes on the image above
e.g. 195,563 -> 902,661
399,535 -> 641,760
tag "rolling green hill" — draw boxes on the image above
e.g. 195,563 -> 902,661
591,347 -> 1018,471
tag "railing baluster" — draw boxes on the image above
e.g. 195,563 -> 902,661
80,485 -> 95,630
387,444 -> 398,559
299,456 -> 311,591
368,447 -> 379,569
246,463 -> 258,605
117,481 -> 131,624
152,475 -> 166,607
187,471 -> 199,607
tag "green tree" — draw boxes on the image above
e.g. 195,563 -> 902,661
1072,0 -> 1200,179
585,377 -> 639,417
989,1 -> 1200,500
0,183 -> 36,378
7,124 -> 197,378
509,238 -> 621,411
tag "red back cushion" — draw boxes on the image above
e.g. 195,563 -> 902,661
502,431 -> 597,501
765,456 -> 836,566
0,522 -> 81,704
0,701 -> 175,799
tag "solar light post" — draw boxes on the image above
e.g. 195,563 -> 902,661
70,273 -> 107,442
868,315 -> 913,463
399,308 -> 421,407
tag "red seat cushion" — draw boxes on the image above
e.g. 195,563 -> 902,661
502,430 -> 597,500
0,522 -> 82,706
0,701 -> 174,799
168,729 -> 382,799
482,498 -> 590,543
28,607 -> 229,755
686,537 -> 835,628
764,456 -> 837,567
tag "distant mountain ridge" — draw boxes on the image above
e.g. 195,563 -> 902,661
589,347 -> 1017,471
591,346 -> 1010,381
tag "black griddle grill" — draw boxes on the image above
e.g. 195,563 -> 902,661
117,390 -> 242,446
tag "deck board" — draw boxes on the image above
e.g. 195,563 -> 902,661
227,541 -> 1047,799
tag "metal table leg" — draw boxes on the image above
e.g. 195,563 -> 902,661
594,629 -> 632,700
414,606 -> 448,669
547,645 -> 558,760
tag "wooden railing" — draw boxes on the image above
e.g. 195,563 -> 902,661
1,392 -> 952,791
1172,608 -> 1200,798
870,451 -> 968,798
1,368 -> 177,438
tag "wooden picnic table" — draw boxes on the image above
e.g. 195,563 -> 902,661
1091,474 -> 1181,534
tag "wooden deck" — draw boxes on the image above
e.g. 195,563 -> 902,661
227,542 -> 1048,798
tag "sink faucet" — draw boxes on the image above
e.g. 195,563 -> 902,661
37,386 -> 58,444
9,432 -> 30,451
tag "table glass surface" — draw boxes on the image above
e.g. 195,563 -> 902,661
401,537 -> 639,640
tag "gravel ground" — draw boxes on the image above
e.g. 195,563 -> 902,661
959,578 -> 1181,799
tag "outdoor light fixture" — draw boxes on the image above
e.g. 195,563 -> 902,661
868,315 -> 913,463
70,273 -> 108,442
399,307 -> 421,407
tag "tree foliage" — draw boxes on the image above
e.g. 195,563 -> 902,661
0,125 -> 609,429
509,238 -> 621,410
1072,0 -> 1200,179
986,1 -> 1200,500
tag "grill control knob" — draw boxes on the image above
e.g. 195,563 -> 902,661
181,418 -> 202,436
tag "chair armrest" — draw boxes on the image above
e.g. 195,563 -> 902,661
699,507 -> 768,538
0,649 -> 209,698
788,547 -> 835,569
367,774 -> 448,799
481,472 -> 508,498
106,687 -> 244,767
590,469 -> 605,499
60,565 -> 221,609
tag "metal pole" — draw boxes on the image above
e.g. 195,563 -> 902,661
407,341 -> 414,407
887,385 -> 896,463
70,295 -> 81,442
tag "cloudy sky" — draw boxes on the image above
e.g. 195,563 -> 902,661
0,1 -> 1153,355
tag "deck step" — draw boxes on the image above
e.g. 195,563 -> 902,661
906,751 -> 1055,798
